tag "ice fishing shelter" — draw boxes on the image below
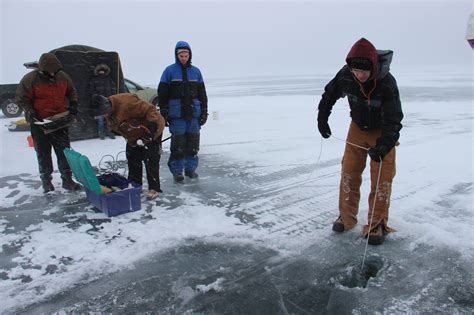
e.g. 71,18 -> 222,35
50,45 -> 127,140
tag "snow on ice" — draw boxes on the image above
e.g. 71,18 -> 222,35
0,71 -> 472,313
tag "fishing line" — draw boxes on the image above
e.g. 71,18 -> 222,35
306,137 -> 324,181
96,134 -> 169,179
98,151 -> 127,176
98,154 -> 118,173
328,134 -> 383,272
360,159 -> 382,272
330,134 -> 369,151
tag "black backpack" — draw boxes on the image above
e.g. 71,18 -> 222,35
377,50 -> 393,79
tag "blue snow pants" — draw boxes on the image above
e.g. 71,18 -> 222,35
168,117 -> 200,175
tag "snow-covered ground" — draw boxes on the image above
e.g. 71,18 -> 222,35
0,71 -> 473,313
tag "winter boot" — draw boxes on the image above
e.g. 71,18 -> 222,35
185,171 -> 198,179
367,224 -> 386,245
173,173 -> 184,182
62,175 -> 81,191
332,217 -> 344,233
146,189 -> 160,200
42,179 -> 55,193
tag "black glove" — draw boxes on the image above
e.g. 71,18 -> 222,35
199,112 -> 208,126
368,145 -> 389,162
140,133 -> 153,144
317,110 -> 331,138
29,112 -> 43,123
42,121 -> 59,130
317,121 -> 331,138
68,101 -> 78,116
140,122 -> 157,143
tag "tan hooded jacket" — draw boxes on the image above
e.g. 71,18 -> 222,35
105,93 -> 165,146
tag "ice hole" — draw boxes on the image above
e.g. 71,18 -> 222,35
339,256 -> 384,288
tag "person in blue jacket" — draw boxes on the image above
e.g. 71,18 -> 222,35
158,41 -> 208,182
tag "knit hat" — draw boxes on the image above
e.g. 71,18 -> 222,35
90,94 -> 111,116
349,58 -> 372,71
176,48 -> 190,55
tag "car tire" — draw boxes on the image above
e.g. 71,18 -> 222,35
2,99 -> 23,117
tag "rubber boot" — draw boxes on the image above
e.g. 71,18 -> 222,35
173,173 -> 184,182
62,175 -> 81,191
42,178 -> 55,193
185,171 -> 198,179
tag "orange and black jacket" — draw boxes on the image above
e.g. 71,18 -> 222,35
16,56 -> 78,121
318,38 -> 403,150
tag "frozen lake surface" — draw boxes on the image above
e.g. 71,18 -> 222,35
1,72 -> 473,314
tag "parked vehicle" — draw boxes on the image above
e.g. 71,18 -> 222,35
2,45 -> 159,141
0,84 -> 23,117
2,77 -> 157,132
0,75 -> 156,121
21,60 -> 157,104
124,78 -> 158,105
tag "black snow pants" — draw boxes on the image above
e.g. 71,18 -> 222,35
30,123 -> 72,181
126,136 -> 162,192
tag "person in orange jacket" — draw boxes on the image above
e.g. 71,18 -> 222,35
16,52 -> 81,193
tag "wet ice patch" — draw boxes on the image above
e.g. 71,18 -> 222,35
0,201 -> 249,313
0,180 -> 34,208
0,219 -> 8,233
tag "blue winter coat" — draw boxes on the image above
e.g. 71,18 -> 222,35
158,41 -> 208,120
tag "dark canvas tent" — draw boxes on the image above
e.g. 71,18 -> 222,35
50,45 -> 127,141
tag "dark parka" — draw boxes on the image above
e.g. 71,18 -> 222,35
157,41 -> 208,176
318,38 -> 403,151
158,41 -> 208,121
88,64 -> 117,97
16,53 -> 78,121
15,53 -> 79,186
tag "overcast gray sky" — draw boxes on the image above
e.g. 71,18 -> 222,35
1,0 -> 472,85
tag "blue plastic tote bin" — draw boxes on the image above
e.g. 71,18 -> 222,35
64,148 -> 142,217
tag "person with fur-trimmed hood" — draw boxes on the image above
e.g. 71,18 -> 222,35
316,38 -> 403,245
89,63 -> 117,140
158,41 -> 208,182
16,52 -> 81,193
91,93 -> 166,200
